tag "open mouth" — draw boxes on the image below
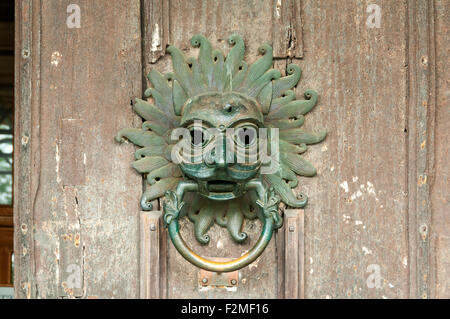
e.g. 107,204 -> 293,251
207,180 -> 236,193
198,180 -> 244,201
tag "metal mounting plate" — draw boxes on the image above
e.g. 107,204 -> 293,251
198,258 -> 239,288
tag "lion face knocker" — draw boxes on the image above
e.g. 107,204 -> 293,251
116,34 -> 326,272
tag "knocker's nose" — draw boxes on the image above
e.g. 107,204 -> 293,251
204,134 -> 228,169
204,147 -> 227,168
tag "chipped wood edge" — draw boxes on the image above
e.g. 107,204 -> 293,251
57,187 -> 84,298
272,0 -> 304,59
142,0 -> 170,65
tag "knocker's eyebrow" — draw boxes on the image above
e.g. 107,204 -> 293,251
227,118 -> 263,128
184,119 -> 214,128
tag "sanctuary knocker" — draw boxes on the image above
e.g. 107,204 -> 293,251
116,34 -> 326,272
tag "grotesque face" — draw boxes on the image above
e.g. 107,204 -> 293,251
179,92 -> 264,200
116,33 -> 326,272
116,32 -> 326,228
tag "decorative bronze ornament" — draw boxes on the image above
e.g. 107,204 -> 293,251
116,34 -> 326,272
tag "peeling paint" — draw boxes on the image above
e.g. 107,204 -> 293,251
21,135 -> 29,145
343,214 -> 351,224
402,257 -> 408,268
340,181 -> 349,193
275,0 -> 282,18
55,143 -> 61,183
150,23 -> 161,61
348,180 -> 380,202
51,51 -> 62,67
366,181 -> 376,195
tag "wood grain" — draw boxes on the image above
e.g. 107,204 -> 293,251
140,211 -> 164,299
284,209 -> 304,299
299,0 -> 409,298
272,0 -> 304,58
432,0 -> 450,299
13,0 -> 448,299
406,0 -> 437,299
14,0 -> 41,299
16,0 -> 142,298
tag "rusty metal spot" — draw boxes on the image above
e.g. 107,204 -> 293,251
21,223 -> 28,234
419,224 -> 428,241
420,55 -> 428,67
21,135 -> 29,145
417,175 -> 427,185
22,49 -> 30,58
74,233 -> 80,247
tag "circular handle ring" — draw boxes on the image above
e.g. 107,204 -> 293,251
168,216 -> 274,273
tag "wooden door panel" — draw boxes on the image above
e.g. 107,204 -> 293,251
143,0 -> 304,66
142,0 -> 410,299
14,0 -> 446,299
16,0 -> 142,298
298,0 -> 408,298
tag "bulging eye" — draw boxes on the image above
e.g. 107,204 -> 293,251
235,125 -> 258,147
189,127 -> 210,147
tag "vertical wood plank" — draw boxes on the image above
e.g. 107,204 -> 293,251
140,211 -> 163,299
432,0 -> 450,299
406,0 -> 436,299
284,209 -> 304,299
300,0 -> 409,298
14,0 -> 41,299
276,210 -> 285,298
15,0 -> 143,298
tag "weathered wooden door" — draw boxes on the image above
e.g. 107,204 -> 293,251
15,0 -> 449,299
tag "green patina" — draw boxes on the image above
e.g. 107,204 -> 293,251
116,34 -> 326,272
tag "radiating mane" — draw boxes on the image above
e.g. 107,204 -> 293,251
116,34 -> 326,243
